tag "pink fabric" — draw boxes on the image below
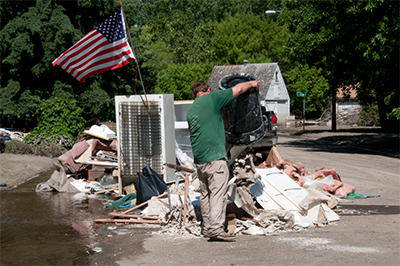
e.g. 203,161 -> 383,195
58,141 -> 90,172
322,180 -> 343,193
57,138 -> 117,173
261,147 -> 356,196
265,146 -> 285,168
70,141 -> 90,159
91,139 -> 117,155
296,176 -> 305,186
334,183 -> 356,197
283,165 -> 297,177
306,168 -> 340,181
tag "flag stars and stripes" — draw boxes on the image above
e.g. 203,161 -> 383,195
52,6 -> 135,83
96,10 -> 124,43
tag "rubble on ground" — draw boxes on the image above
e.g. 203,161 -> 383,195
259,146 -> 356,198
0,128 -> 26,152
32,123 -> 359,239
90,146 -> 351,238
36,124 -> 120,195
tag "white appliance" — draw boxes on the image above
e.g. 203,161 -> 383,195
115,94 -> 176,193
174,100 -> 194,159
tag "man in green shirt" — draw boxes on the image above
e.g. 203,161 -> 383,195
187,80 -> 259,242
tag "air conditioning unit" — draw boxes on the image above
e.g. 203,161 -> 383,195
115,94 -> 176,193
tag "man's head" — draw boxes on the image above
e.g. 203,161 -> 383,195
191,81 -> 210,97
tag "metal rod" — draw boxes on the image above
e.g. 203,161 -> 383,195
89,156 -> 118,162
303,98 -> 305,131
121,7 -> 150,112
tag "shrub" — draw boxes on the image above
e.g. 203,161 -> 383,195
358,104 -> 380,126
390,107 -> 400,120
4,138 -> 66,157
4,140 -> 31,154
29,140 -> 65,157
24,97 -> 85,148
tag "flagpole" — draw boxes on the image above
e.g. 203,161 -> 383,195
119,2 -> 150,109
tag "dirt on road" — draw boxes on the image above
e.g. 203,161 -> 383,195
0,154 -> 59,191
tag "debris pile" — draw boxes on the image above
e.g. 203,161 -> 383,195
33,124 -> 357,239
0,128 -> 25,142
89,145 -> 354,238
0,128 -> 25,152
258,146 -> 356,198
57,125 -> 118,178
36,124 -> 120,195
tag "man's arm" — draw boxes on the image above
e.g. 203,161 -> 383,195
232,80 -> 259,98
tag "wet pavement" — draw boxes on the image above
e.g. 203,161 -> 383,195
0,170 -> 107,265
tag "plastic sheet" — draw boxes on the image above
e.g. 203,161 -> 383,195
135,166 -> 167,204
302,174 -> 335,190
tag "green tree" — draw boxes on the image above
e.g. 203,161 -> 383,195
1,0 -> 77,129
283,63 -> 330,119
1,0 -> 137,130
154,63 -> 214,100
123,0 -> 285,95
24,97 -> 85,145
280,0 -> 399,131
211,13 -> 288,64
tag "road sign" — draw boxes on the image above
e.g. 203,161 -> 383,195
296,92 -> 306,97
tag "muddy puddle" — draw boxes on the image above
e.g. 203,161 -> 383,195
0,170 -> 111,265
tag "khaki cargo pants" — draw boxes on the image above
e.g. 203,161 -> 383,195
195,159 -> 229,237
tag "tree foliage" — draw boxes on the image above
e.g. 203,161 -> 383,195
1,0 -> 398,137
211,13 -> 288,65
280,0 -> 399,130
24,97 -> 85,146
154,63 -> 214,100
124,0 -> 285,98
1,0 -> 136,131
283,63 -> 330,118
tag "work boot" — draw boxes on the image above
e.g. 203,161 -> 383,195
207,232 -> 236,242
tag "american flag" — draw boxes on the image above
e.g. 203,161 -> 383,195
52,7 -> 135,83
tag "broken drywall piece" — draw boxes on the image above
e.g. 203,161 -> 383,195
250,168 -> 339,227
237,186 -> 261,217
227,183 -> 243,208
145,198 -> 169,219
299,189 -> 331,210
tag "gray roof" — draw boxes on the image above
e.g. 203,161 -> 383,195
208,63 -> 278,101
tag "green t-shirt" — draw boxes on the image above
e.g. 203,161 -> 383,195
187,88 -> 233,164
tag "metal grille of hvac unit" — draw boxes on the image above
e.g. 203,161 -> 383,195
119,101 -> 162,178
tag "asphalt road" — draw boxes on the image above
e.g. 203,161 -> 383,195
121,135 -> 400,266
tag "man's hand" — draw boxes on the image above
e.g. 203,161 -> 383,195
232,80 -> 260,98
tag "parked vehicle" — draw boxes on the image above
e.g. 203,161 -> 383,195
249,107 -> 278,157
174,102 -> 278,162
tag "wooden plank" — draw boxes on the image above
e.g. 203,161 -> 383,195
94,188 -> 118,194
183,174 -> 189,226
93,218 -> 162,224
122,192 -> 168,214
107,212 -> 159,220
86,161 -> 118,167
164,163 -> 195,173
